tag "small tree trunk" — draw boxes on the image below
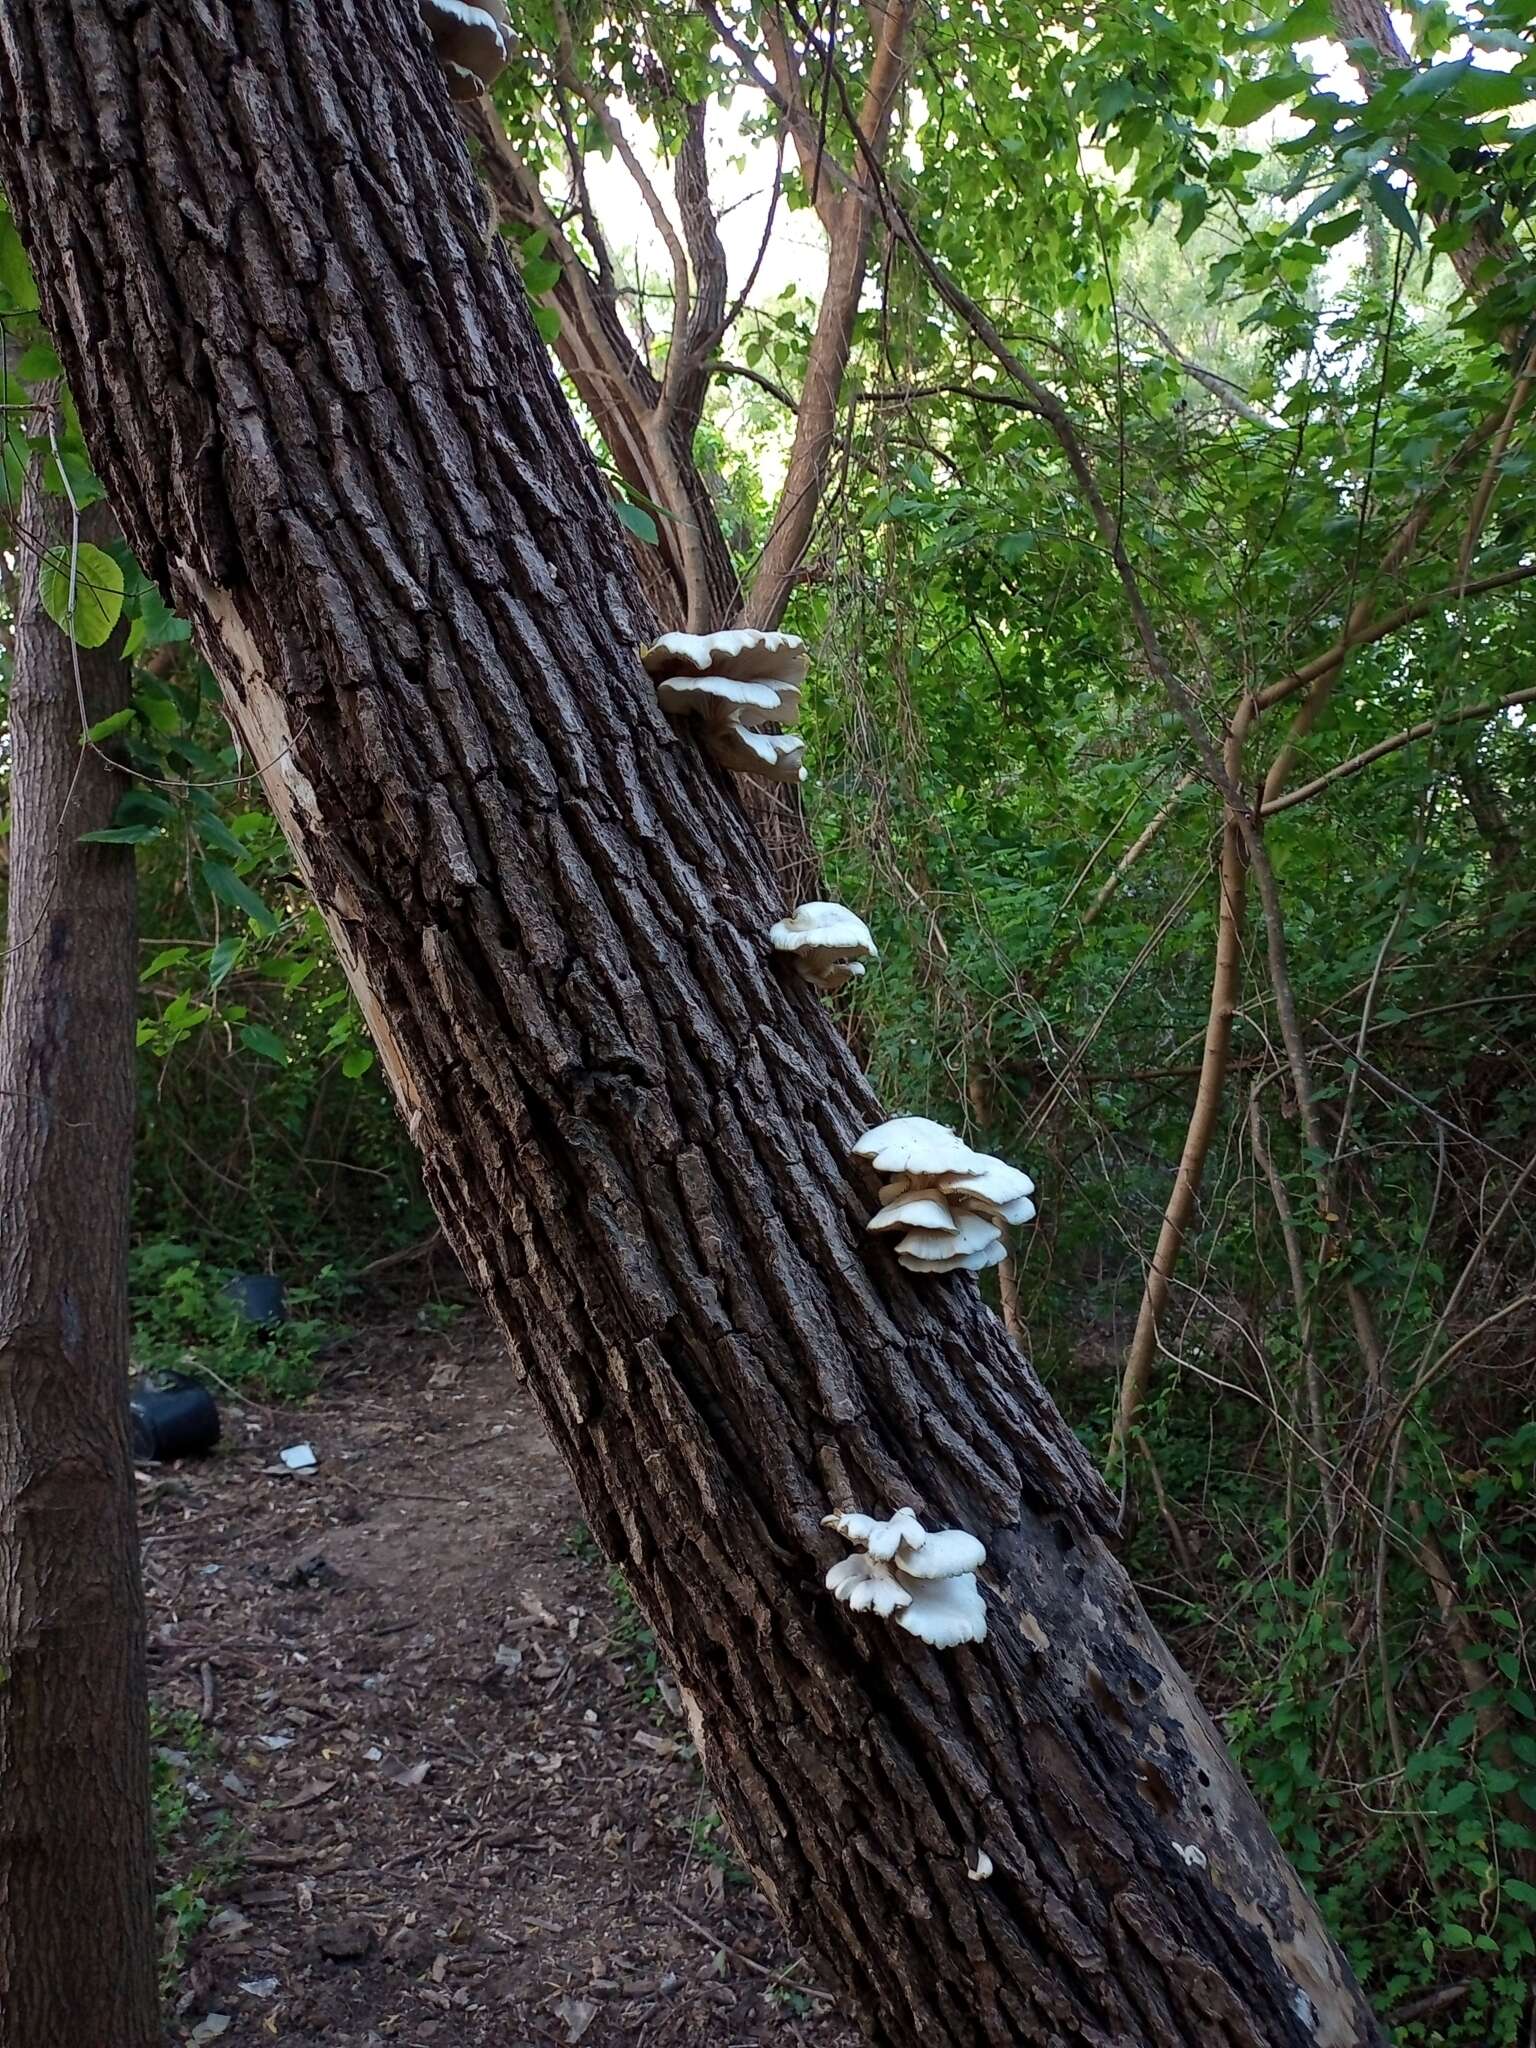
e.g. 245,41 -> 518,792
0,462 -> 156,2045
0,11 -> 1384,2043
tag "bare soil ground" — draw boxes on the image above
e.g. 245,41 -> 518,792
142,1311 -> 858,2048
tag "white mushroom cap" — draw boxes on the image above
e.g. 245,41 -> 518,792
866,1193 -> 957,1234
852,1117 -> 981,1179
822,1507 -> 926,1559
421,0 -> 511,97
896,1572 -> 988,1648
824,1506 -> 988,1650
941,1162 -> 1036,1212
641,629 -> 809,689
895,1528 -> 986,1579
732,683 -> 802,729
893,1212 -> 1003,1264
804,959 -> 866,994
895,1236 -> 1008,1275
771,902 -> 878,991
826,1553 -> 911,1616
712,726 -> 807,782
654,674 -> 785,724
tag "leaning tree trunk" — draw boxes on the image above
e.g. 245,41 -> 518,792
0,9 -> 1383,2043
0,461 -> 156,2044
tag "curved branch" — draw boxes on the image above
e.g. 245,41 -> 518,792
1262,685 -> 1536,815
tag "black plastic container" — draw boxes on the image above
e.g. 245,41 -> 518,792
129,1373 -> 221,1461
223,1273 -> 288,1327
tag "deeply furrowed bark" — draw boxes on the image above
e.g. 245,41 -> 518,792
0,8 -> 1384,2042
0,473 -> 156,2045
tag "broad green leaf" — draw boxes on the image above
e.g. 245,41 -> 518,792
83,707 -> 136,744
1223,70 -> 1311,126
531,302 -> 561,345
237,1022 -> 288,1065
341,1046 -> 376,1079
208,935 -> 245,989
200,859 -> 279,935
1368,172 -> 1422,247
614,498 -> 659,544
522,254 -> 562,296
0,222 -> 39,312
79,822 -> 162,845
39,542 -> 125,648
16,341 -> 61,383
141,947 -> 190,979
190,807 -> 250,861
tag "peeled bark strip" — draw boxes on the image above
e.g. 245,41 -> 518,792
0,9 -> 1383,2043
0,477 -> 155,2045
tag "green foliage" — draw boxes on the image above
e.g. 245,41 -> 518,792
130,1240 -> 339,1401
38,540 -> 123,646
150,1704 -> 240,1993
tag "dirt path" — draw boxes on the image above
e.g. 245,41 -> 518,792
142,1311 -> 857,2048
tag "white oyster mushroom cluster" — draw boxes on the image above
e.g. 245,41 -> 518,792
854,1117 -> 1036,1276
420,0 -> 511,98
642,630 -> 808,786
824,1506 -> 987,1649
769,901 -> 878,995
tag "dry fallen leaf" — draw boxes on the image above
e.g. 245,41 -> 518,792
380,1757 -> 432,1788
275,1776 -> 335,1810
555,1994 -> 599,2044
632,1730 -> 679,1759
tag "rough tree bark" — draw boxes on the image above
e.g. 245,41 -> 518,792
0,461 -> 156,2044
0,8 -> 1384,2043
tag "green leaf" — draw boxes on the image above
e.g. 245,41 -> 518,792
141,946 -> 190,979
137,688 -> 182,737
1241,0 -> 1334,41
531,302 -> 561,345
39,542 -> 125,648
1223,71 -> 1311,126
237,1023 -> 288,1066
16,341 -> 61,383
190,808 -> 249,861
124,581 -> 190,657
1368,172 -> 1422,248
341,1046 -> 376,1079
614,498 -> 659,545
1311,209 -> 1363,247
200,859 -> 279,935
522,254 -> 562,296
207,934 -> 245,989
78,823 -> 162,846
0,222 -> 39,312
83,707 -> 136,744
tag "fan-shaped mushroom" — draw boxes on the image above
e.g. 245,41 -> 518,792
421,0 -> 511,98
852,1117 -> 1036,1277
823,1505 -> 987,1650
769,901 -> 878,994
643,630 -> 808,787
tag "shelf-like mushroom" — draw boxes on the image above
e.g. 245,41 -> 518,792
643,629 -> 808,788
823,1505 -> 987,1650
852,1116 -> 1036,1277
769,901 -> 878,994
420,0 -> 511,98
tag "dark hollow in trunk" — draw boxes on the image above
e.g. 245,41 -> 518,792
0,9 -> 1384,2043
0,470 -> 156,2046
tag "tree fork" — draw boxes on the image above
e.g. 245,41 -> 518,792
0,8 -> 1383,2043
